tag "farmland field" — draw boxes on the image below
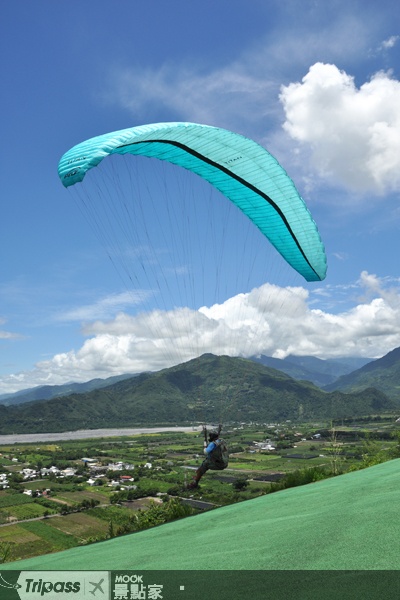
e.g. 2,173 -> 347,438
6,502 -> 50,520
53,490 -> 109,506
45,512 -> 109,539
0,514 -> 107,562
0,524 -> 40,544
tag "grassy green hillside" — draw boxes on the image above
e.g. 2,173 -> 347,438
3,459 -> 400,572
0,355 -> 396,433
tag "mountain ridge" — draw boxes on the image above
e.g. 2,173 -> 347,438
0,354 -> 395,434
0,353 -> 373,406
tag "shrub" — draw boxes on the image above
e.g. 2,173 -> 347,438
271,466 -> 329,492
232,479 -> 249,491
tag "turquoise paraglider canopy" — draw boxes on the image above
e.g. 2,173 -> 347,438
58,122 -> 326,282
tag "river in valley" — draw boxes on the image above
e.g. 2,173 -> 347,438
0,426 -> 198,444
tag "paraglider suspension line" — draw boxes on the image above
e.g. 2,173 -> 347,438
116,139 -> 320,281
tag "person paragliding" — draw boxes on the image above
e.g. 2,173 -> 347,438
187,425 -> 229,489
58,122 -> 327,450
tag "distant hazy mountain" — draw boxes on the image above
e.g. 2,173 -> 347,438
324,346 -> 400,400
251,355 -> 372,387
0,354 -> 395,434
0,374 -> 135,406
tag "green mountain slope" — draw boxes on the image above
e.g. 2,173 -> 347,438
3,459 -> 400,572
0,355 -> 395,434
325,346 -> 400,399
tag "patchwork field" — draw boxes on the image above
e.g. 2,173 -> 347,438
0,512 -> 108,562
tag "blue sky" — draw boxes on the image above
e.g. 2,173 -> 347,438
1,0 -> 400,394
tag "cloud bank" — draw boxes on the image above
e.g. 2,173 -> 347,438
2,272 -> 400,394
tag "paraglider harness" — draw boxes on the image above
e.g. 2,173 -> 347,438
202,424 -> 229,470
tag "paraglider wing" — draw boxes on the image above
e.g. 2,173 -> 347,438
58,122 -> 326,282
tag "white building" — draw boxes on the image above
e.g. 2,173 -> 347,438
0,473 -> 9,489
107,462 -> 135,471
21,468 -> 38,480
60,468 -> 77,477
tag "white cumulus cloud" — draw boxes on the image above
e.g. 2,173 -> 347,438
280,62 -> 400,195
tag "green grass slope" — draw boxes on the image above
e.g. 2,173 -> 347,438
2,459 -> 400,571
